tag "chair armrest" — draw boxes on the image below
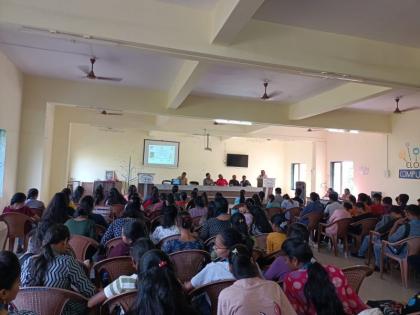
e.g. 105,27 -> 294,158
382,237 -> 415,247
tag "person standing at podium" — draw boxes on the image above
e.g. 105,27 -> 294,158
203,173 -> 215,186
177,172 -> 188,185
257,170 -> 267,188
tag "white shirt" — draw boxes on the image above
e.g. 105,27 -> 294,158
190,261 -> 235,288
150,225 -> 180,244
281,199 -> 299,210
324,201 -> 342,218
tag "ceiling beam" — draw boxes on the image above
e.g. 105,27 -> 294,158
167,60 -> 207,109
211,0 -> 265,45
24,75 -> 391,133
288,83 -> 392,120
2,1 -> 420,88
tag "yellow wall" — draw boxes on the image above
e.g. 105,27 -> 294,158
0,51 -> 23,209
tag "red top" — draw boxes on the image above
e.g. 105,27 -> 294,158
283,264 -> 367,315
3,206 -> 35,218
215,178 -> 228,186
370,204 -> 385,216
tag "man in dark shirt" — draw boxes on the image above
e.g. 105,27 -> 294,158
240,175 -> 251,187
229,175 -> 240,186
292,188 -> 304,207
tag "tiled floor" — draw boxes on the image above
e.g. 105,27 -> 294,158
315,247 -> 419,304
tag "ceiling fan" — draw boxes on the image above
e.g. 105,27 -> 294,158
79,57 -> 123,82
261,82 -> 281,100
393,96 -> 419,114
99,109 -> 123,116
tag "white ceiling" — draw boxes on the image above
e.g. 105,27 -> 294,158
348,89 -> 420,113
193,63 -> 343,102
254,0 -> 420,48
0,26 -> 184,90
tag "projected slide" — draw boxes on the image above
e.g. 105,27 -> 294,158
143,139 -> 179,167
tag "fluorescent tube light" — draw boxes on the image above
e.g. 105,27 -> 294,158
214,119 -> 252,126
349,130 -> 359,134
326,128 -> 345,133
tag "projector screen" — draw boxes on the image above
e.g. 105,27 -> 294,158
143,139 -> 179,168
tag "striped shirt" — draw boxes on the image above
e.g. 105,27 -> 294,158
101,218 -> 137,244
21,254 -> 96,315
104,274 -> 138,298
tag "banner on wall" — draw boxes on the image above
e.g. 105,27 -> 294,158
399,142 -> 420,179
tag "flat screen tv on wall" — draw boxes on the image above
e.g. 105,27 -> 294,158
226,154 -> 248,167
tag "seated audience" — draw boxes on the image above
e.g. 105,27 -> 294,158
240,175 -> 251,187
203,173 -> 215,186
199,198 -> 231,240
281,194 -> 299,210
299,192 -> 323,225
357,193 -> 372,212
218,244 -> 296,315
266,194 -> 281,209
200,200 -> 216,226
293,188 -> 304,207
0,251 -> 36,315
186,189 -> 199,210
72,186 -> 84,205
373,204 -> 420,268
188,195 -> 207,218
185,228 -> 245,291
62,187 -> 76,211
64,198 -> 96,239
252,194 -> 263,208
266,214 -> 287,254
106,187 -> 127,206
323,187 -> 335,199
341,188 -> 351,202
108,220 -> 147,258
370,193 -> 385,216
21,224 -> 96,315
78,195 -> 109,228
175,191 -> 188,209
143,190 -> 163,218
3,192 -> 38,220
215,174 -> 228,186
93,185 -> 106,207
396,193 -> 409,211
282,238 -> 367,315
325,205 -> 351,235
127,249 -> 197,315
250,206 -> 273,235
151,205 -> 179,244
125,184 -> 139,201
87,238 -> 155,308
25,188 -> 45,213
229,175 -> 240,186
162,211 -> 203,254
353,206 -> 404,258
343,201 -> 360,217
264,223 -> 309,284
258,191 -> 266,206
178,171 -> 188,185
230,213 -> 254,250
324,192 -> 341,218
382,196 -> 393,214
274,187 -> 283,204
101,203 -> 143,244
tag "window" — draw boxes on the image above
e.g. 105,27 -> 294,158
330,161 -> 354,194
291,163 -> 306,189
0,129 -> 5,197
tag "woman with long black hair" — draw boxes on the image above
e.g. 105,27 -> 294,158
281,238 -> 366,315
21,224 -> 96,315
127,249 -> 197,315
218,244 -> 295,315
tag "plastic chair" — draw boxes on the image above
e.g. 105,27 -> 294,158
318,218 -> 352,256
105,237 -> 124,256
380,236 -> 420,288
169,250 -> 211,283
150,215 -> 162,232
254,233 -> 269,251
100,290 -> 137,315
188,280 -> 235,315
157,234 -> 181,248
95,224 -> 106,238
285,207 -> 301,223
110,204 -> 125,220
0,212 -> 33,252
68,235 -> 99,261
366,230 -> 385,266
297,212 -> 323,241
342,265 -> 373,293
93,256 -> 136,288
348,218 -> 378,253
14,287 -> 88,315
